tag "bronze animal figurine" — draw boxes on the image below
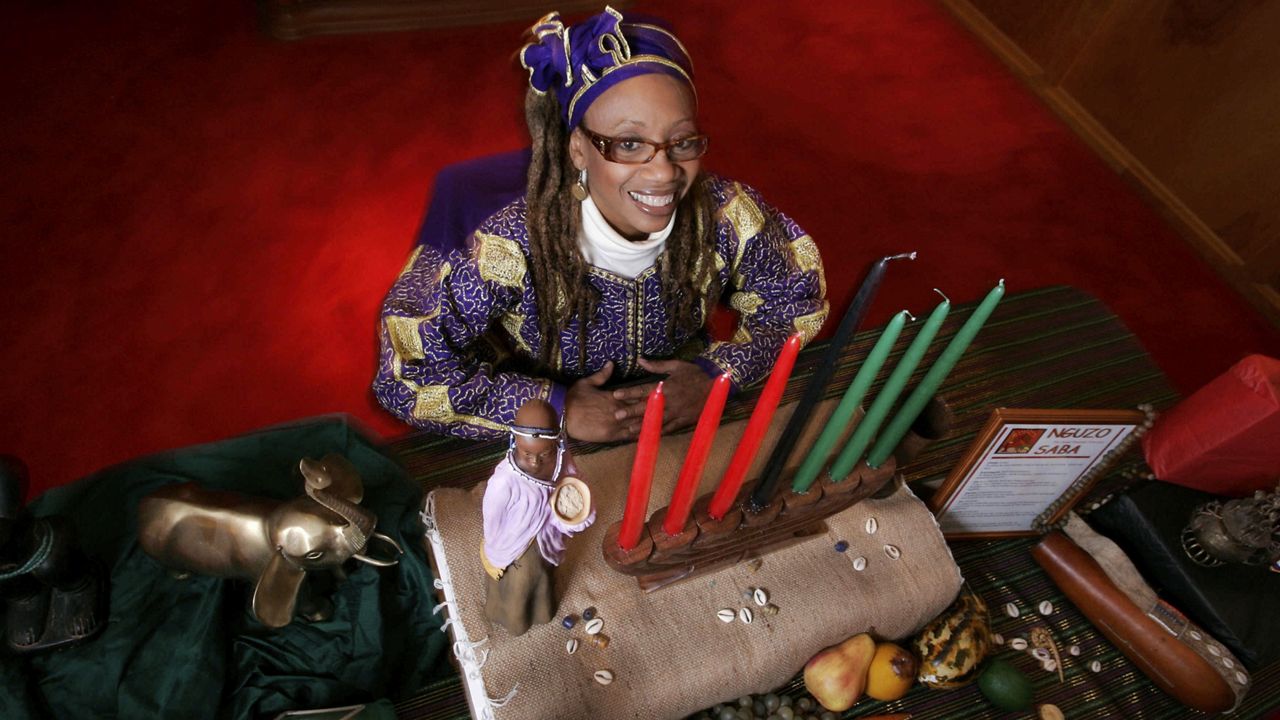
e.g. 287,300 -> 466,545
137,454 -> 402,628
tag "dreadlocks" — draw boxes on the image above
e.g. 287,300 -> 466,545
523,88 -> 720,370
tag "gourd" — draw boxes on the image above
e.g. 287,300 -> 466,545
914,584 -> 992,688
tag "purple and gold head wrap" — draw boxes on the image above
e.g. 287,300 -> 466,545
519,6 -> 695,130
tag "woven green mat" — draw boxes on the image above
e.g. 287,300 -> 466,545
389,285 -> 1280,719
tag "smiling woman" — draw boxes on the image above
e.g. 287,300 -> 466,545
372,6 -> 830,445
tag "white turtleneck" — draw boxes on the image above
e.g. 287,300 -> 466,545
578,195 -> 675,279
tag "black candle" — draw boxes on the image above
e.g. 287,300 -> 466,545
746,252 -> 916,511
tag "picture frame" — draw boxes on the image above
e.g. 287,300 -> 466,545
930,408 -> 1147,538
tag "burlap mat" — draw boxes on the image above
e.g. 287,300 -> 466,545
424,401 -> 963,720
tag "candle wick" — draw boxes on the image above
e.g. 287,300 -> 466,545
933,288 -> 951,304
888,251 -> 917,262
998,278 -> 1006,288
902,309 -> 917,322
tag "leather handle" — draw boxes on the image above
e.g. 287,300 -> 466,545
1031,531 -> 1235,713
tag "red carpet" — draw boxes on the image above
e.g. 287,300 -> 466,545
2,0 -> 1277,498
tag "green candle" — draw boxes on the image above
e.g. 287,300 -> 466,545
790,311 -> 909,494
828,296 -> 950,481
866,280 -> 1006,468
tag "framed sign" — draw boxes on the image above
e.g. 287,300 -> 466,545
930,408 -> 1147,538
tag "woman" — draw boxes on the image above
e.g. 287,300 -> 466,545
373,7 -> 827,443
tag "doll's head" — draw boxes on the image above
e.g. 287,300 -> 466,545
510,399 -> 563,484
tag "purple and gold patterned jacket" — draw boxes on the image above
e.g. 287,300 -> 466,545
373,174 -> 828,439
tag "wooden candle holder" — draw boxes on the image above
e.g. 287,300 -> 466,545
600,396 -> 951,593
601,457 -> 896,592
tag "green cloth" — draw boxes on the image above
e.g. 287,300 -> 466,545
1,415 -> 448,719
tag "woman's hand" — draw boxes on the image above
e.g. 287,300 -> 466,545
564,362 -> 637,443
610,358 -> 715,433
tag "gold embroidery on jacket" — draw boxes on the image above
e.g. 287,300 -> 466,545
475,233 -> 527,288
729,291 -> 764,315
501,311 -> 533,354
385,315 -> 432,360
722,183 -> 765,270
793,305 -> 829,343
790,235 -> 826,296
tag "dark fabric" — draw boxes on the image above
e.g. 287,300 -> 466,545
483,541 -> 552,637
1,415 -> 447,720
413,148 -> 531,254
1089,480 -> 1280,669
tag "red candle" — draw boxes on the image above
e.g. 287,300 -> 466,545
662,373 -> 732,536
618,382 -> 665,550
708,333 -> 802,519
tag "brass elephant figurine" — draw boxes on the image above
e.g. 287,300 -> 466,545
137,454 -> 402,628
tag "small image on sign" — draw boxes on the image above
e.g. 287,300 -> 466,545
996,428 -> 1044,455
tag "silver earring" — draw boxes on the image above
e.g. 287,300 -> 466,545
572,169 -> 589,202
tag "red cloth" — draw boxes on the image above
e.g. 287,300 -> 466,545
1144,355 -> 1280,495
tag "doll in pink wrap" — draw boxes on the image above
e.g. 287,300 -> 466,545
481,399 -> 594,635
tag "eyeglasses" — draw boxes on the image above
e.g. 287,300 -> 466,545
579,125 -> 709,164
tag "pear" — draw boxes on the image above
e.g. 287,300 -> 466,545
802,632 -> 877,711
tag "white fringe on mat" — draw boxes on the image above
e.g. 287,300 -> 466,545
423,491 -> 519,720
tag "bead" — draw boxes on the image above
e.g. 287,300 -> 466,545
834,540 -> 849,553
747,558 -> 763,573
761,603 -> 780,615
590,633 -> 610,649
582,607 -> 596,621
561,615 -> 577,629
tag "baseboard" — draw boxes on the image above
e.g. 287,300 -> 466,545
936,0 -> 1280,327
258,0 -> 615,40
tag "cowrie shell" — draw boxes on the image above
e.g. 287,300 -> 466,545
585,618 -> 604,635
992,633 -> 1005,645
1089,660 -> 1102,672
1031,648 -> 1051,662
1235,671 -> 1248,684
594,670 -> 614,685
852,556 -> 867,571
1042,659 -> 1058,673
717,608 -> 736,623
1004,602 -> 1020,618
753,588 -> 769,606
883,544 -> 900,559
1190,630 -> 1203,641
1208,645 -> 1222,657
1009,638 -> 1028,651
566,638 -> 579,655
1068,644 -> 1081,656
1038,600 -> 1054,616
1223,657 -> 1235,669
865,517 -> 878,535
738,607 -> 753,624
